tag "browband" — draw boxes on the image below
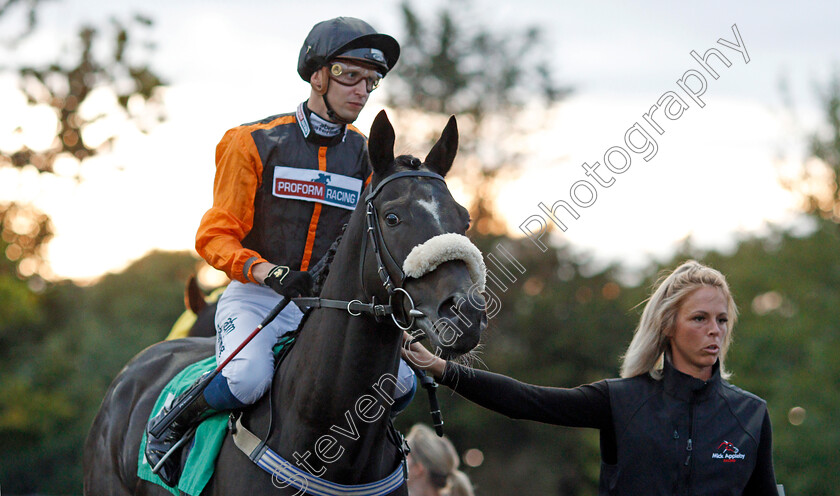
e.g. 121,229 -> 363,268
365,170 -> 444,202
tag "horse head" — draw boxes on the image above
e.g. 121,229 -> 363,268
363,110 -> 487,359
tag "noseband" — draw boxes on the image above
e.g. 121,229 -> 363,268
295,170 -> 445,331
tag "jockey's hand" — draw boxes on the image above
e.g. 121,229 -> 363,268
264,265 -> 314,299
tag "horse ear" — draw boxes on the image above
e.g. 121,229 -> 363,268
424,115 -> 458,177
185,275 -> 207,314
368,110 -> 395,174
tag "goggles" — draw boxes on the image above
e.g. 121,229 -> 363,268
329,60 -> 383,92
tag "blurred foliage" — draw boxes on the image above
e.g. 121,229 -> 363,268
0,1 -> 166,281
388,0 -> 566,120
808,75 -> 840,221
779,73 -> 840,225
0,4 -> 166,174
0,250 -> 201,494
0,202 -> 53,281
0,0 -> 52,46
386,0 -> 571,235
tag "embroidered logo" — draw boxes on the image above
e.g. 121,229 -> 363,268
216,316 -> 237,358
711,441 -> 746,462
273,166 -> 362,210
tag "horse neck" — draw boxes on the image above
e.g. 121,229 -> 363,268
271,210 -> 404,479
308,210 -> 404,400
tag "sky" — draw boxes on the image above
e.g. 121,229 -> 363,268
1,0 -> 839,282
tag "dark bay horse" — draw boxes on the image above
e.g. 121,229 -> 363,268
158,276 -> 217,340
83,110 -> 487,495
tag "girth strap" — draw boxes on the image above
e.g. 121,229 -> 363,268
230,415 -> 406,496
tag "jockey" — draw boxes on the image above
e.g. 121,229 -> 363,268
145,17 -> 416,487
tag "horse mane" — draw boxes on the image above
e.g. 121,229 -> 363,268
311,224 -> 346,296
392,155 -> 422,171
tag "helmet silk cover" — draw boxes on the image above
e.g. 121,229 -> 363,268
298,17 -> 400,81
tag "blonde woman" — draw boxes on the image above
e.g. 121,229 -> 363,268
404,260 -> 779,495
406,424 -> 474,496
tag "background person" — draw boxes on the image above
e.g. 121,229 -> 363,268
404,260 -> 779,495
406,423 -> 475,496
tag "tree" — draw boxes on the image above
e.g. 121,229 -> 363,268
0,202 -> 52,282
0,250 -> 201,494
0,3 -> 173,492
0,8 -> 166,175
0,2 -> 166,281
0,0 -> 51,46
778,73 -> 840,225
386,0 -> 570,234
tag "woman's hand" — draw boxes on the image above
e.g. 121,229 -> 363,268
401,332 -> 447,379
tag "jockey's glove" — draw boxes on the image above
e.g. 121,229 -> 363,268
264,265 -> 314,299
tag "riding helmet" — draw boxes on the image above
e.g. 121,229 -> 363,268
298,17 -> 400,82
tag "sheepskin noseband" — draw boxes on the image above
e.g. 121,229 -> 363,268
402,233 -> 486,292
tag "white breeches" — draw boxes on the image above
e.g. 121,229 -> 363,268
214,280 -> 305,405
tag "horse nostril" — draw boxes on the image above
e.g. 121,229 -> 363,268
437,295 -> 458,321
434,293 -> 482,353
437,294 -> 478,328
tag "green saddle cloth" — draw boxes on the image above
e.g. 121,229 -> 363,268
137,337 -> 294,495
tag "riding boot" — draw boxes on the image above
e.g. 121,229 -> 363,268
144,391 -> 213,487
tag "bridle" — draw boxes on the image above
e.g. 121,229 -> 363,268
295,170 -> 446,331
363,170 -> 446,329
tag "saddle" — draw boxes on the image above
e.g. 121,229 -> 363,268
138,336 -> 297,496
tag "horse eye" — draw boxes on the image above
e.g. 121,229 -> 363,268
385,213 -> 400,226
